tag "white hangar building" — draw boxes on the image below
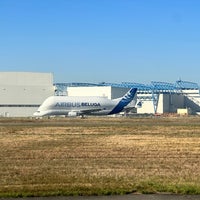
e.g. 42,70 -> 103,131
67,86 -> 130,99
0,72 -> 54,117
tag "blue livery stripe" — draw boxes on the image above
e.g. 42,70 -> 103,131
109,88 -> 137,115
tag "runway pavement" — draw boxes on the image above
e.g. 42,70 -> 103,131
2,194 -> 200,200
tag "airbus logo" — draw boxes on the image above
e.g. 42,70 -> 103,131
55,102 -> 101,107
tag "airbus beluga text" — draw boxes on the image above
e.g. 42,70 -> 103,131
33,88 -> 137,117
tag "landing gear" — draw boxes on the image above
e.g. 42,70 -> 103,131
80,114 -> 85,119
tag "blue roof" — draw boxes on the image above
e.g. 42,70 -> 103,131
176,80 -> 199,89
54,80 -> 199,94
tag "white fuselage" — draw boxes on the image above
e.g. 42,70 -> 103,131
34,96 -> 119,117
33,88 -> 137,117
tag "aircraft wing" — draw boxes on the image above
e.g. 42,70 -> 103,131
79,108 -> 103,115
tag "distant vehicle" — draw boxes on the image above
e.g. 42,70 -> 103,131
33,88 -> 137,117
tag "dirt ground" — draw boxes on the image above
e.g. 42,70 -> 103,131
0,116 -> 200,196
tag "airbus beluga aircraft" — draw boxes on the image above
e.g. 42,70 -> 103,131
33,88 -> 137,117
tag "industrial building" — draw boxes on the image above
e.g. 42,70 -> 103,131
0,71 -> 200,117
67,86 -> 129,100
0,72 -> 54,117
55,81 -> 200,115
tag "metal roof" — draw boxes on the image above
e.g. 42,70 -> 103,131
54,80 -> 199,94
176,80 -> 199,90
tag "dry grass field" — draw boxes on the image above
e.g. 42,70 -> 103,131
0,116 -> 200,197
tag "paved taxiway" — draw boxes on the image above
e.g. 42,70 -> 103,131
2,194 -> 200,200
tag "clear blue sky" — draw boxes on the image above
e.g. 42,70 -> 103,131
0,0 -> 200,84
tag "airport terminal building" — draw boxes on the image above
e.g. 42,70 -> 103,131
0,71 -> 200,117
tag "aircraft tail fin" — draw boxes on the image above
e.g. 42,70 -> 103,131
109,88 -> 137,115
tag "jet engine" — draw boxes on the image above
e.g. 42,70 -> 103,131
68,111 -> 78,117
